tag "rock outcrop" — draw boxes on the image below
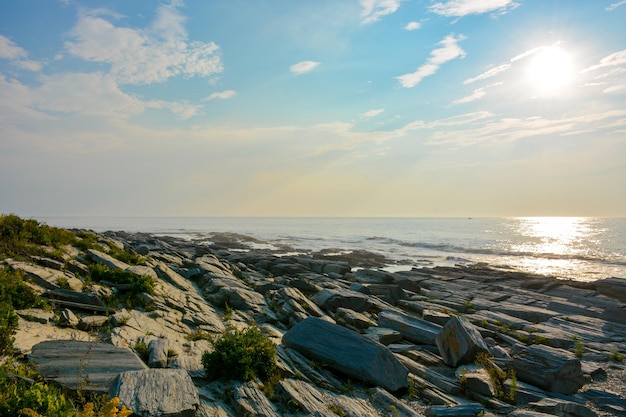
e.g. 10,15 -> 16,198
282,317 -> 409,391
109,369 -> 199,417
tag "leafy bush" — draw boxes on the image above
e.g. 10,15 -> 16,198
0,268 -> 49,355
88,264 -> 155,308
0,214 -> 74,258
0,361 -> 74,417
202,325 -> 277,382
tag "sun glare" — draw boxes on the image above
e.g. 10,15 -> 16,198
527,46 -> 574,95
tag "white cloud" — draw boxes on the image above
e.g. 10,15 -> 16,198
14,60 -> 43,72
145,100 -> 201,119
360,0 -> 401,24
405,21 -> 421,31
290,61 -> 321,75
396,34 -> 466,88
583,50 -> 626,72
64,3 -> 223,85
464,64 -> 510,84
361,108 -> 385,118
429,0 -> 519,17
606,1 -> 626,11
0,34 -> 27,59
205,90 -> 237,100
603,84 -> 626,94
34,72 -> 144,117
0,34 -> 42,72
452,88 -> 486,104
510,46 -> 544,62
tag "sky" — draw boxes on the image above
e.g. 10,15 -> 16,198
1,0 -> 625,218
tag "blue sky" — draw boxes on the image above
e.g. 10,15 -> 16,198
1,0 -> 625,217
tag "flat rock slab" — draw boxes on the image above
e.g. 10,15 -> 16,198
378,309 -> 442,345
282,317 -> 408,391
30,340 -> 147,393
512,344 -> 585,395
110,369 -> 199,417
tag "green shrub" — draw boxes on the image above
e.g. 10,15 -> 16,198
0,214 -> 74,258
0,267 -> 49,355
0,302 -> 19,355
105,244 -> 145,266
0,361 -> 74,417
202,325 -> 277,382
610,350 -> 624,362
87,264 -> 155,308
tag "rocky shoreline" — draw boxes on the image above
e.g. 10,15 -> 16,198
4,228 -> 626,417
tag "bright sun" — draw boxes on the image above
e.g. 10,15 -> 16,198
527,46 -> 575,95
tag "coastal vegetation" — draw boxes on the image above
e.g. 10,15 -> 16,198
201,325 -> 277,383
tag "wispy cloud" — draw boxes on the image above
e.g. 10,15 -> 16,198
452,88 -> 486,104
145,100 -> 201,119
204,90 -> 236,100
405,22 -> 421,31
583,50 -> 626,72
361,108 -> 385,118
290,61 -> 321,75
360,0 -> 401,24
463,64 -> 510,84
396,34 -> 466,88
0,34 -> 42,72
603,84 -> 626,94
429,0 -> 519,17
64,3 -> 223,85
0,34 -> 27,59
606,1 -> 626,11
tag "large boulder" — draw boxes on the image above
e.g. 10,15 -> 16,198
436,316 -> 490,367
512,344 -> 585,394
282,317 -> 408,391
378,309 -> 441,345
110,369 -> 199,417
30,340 -> 147,393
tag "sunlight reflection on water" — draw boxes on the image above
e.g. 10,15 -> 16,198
509,217 -> 603,280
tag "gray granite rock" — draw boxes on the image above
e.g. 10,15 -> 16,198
512,344 -> 585,394
110,369 -> 199,417
148,338 -> 169,368
436,315 -> 490,367
378,309 -> 442,345
30,340 -> 147,393
282,317 -> 408,391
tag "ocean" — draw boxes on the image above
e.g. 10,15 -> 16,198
39,216 -> 626,282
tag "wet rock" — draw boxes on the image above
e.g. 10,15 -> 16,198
282,317 -> 408,391
353,268 -> 395,284
512,344 -> 585,394
436,315 -> 490,367
378,309 -> 442,345
110,369 -> 199,417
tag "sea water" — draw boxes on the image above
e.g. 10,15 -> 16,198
39,216 -> 626,282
